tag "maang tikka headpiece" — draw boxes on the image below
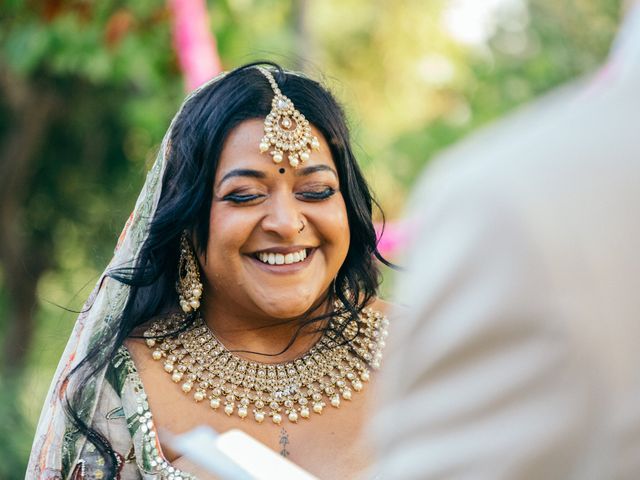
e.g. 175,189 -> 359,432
258,68 -> 320,168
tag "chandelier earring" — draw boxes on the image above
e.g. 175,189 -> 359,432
177,232 -> 203,314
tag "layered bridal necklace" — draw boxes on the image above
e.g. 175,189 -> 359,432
144,306 -> 388,425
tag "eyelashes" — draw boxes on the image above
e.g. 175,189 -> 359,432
297,187 -> 336,201
222,193 -> 263,204
222,187 -> 336,204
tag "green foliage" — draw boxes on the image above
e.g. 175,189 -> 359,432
0,3 -> 184,473
0,377 -> 34,480
1,2 -> 184,266
363,0 -> 621,214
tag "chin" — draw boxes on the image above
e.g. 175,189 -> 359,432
254,290 -> 323,319
261,301 -> 315,319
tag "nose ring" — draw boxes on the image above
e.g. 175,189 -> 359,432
298,220 -> 306,234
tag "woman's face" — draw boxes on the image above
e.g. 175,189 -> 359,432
200,119 -> 350,320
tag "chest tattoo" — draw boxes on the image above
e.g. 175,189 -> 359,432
279,428 -> 290,457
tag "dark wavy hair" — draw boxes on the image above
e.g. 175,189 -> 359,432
63,61 -> 390,478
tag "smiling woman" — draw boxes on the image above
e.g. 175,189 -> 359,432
27,62 -> 391,480
206,119 -> 350,325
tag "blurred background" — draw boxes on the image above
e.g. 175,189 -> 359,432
0,0 -> 623,477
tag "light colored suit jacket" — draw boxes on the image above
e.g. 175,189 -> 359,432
374,7 -> 640,480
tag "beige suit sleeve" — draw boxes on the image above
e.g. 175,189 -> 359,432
373,175 -> 600,480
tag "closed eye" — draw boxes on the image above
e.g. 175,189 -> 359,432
222,193 -> 264,204
297,187 -> 336,201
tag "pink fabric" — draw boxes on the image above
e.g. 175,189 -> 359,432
169,0 -> 222,92
375,220 -> 415,258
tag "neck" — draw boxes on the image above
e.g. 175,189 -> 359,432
199,296 -> 331,364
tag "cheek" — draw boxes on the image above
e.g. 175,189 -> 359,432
205,206 -> 252,261
318,197 -> 350,252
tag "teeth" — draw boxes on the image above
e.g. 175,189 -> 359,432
256,249 -> 308,265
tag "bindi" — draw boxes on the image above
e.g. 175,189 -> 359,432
279,167 -> 286,174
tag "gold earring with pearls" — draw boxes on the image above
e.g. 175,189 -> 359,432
177,232 -> 203,313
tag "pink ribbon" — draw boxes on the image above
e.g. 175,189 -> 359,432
169,0 -> 222,91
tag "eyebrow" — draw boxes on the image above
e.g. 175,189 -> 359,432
295,164 -> 338,179
216,164 -> 338,189
217,168 -> 267,188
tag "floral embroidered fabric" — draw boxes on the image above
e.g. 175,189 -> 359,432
62,347 -> 196,479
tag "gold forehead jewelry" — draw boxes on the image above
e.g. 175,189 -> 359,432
258,68 -> 321,168
144,306 -> 388,425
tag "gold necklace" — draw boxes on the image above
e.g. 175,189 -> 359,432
144,307 -> 388,425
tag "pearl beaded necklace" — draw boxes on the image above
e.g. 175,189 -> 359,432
144,308 -> 388,425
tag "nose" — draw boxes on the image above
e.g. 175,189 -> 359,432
260,192 -> 303,239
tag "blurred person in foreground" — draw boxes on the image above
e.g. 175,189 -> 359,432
373,2 -> 640,479
28,62 -> 392,479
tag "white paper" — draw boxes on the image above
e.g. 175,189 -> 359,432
169,426 -> 319,480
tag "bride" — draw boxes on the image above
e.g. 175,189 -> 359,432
28,62 -> 391,479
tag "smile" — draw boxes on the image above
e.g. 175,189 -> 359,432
255,248 -> 309,265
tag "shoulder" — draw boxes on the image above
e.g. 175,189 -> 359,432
124,312 -> 182,372
122,314 -> 186,391
123,335 -> 157,381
